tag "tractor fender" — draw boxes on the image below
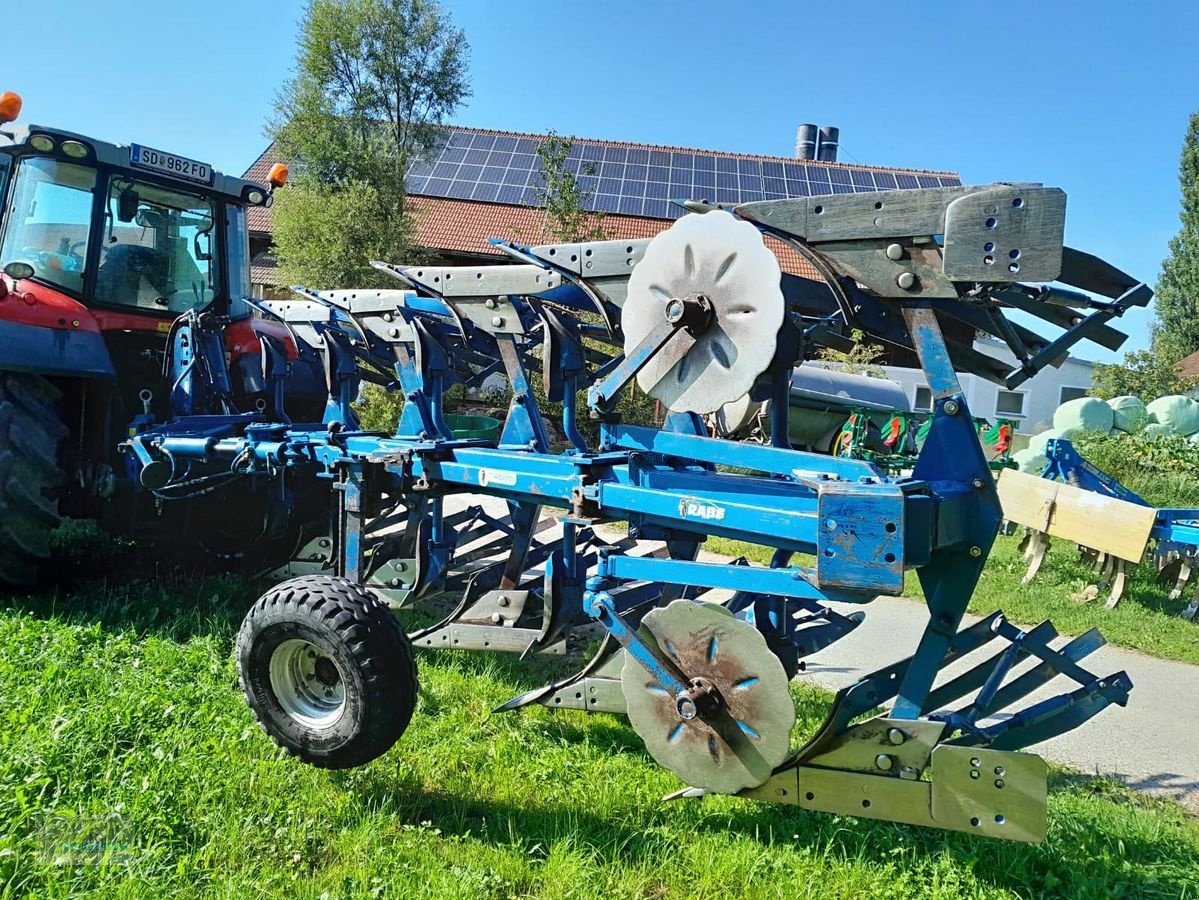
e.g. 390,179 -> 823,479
0,281 -> 114,379
227,317 -> 294,394
226,316 -> 324,399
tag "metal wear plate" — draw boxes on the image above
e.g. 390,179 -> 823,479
799,716 -> 946,774
929,745 -> 1046,842
529,238 -> 649,277
414,624 -> 567,655
814,480 -> 905,593
449,296 -> 526,336
942,187 -> 1065,284
757,766 -> 939,830
403,264 -> 561,299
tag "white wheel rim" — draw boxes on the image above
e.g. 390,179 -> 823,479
269,638 -> 347,728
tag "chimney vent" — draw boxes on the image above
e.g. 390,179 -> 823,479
817,125 -> 840,162
795,123 -> 818,160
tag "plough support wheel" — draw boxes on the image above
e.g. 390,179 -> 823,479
237,575 -> 418,769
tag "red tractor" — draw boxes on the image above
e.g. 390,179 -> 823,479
0,91 -> 322,586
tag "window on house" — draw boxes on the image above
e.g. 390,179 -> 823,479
996,390 -> 1026,416
914,386 -> 932,411
1060,386 -> 1088,404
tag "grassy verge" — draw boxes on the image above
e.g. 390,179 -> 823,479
705,533 -> 1199,667
1,579 -> 1198,898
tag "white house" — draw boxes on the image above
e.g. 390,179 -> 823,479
879,336 -> 1094,434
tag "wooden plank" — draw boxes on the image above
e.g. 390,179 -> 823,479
996,470 -> 1155,562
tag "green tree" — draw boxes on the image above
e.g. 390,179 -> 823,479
1153,111 -> 1199,362
270,0 -> 470,288
812,329 -> 887,378
534,132 -> 606,243
1089,348 -> 1197,400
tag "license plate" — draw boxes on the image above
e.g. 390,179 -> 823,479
129,144 -> 213,185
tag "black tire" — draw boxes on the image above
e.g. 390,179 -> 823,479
0,373 -> 66,586
236,574 -> 417,769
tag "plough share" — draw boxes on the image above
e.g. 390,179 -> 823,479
124,183 -> 1149,842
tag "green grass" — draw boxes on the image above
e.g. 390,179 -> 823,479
1,578 -> 1198,898
705,533 -> 1199,667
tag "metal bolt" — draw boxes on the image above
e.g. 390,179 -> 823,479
972,478 -> 986,489
970,769 -> 980,780
970,545 -> 983,558
319,539 -> 331,548
383,312 -> 394,322
886,243 -> 904,261
944,399 -> 960,415
874,753 -> 894,771
491,316 -> 505,327
887,727 -> 907,745
389,328 -> 399,338
896,271 -> 917,290
899,766 -> 919,780
485,298 -> 497,309
490,612 -> 503,624
390,578 -> 402,588
995,779 -> 1005,789
498,595 -> 511,607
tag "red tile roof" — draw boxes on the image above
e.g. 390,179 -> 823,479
1176,349 -> 1199,379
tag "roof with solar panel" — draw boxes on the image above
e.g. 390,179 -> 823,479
243,122 -> 961,277
404,124 -> 961,217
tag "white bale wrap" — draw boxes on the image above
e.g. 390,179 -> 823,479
1027,428 -> 1078,457
1011,447 -> 1048,474
1146,395 -> 1199,436
1053,397 -> 1114,435
1106,395 -> 1149,433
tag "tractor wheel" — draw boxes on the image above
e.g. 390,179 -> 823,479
0,373 -> 66,587
236,574 -> 418,769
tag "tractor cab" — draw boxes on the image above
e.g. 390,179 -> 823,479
0,106 -> 275,329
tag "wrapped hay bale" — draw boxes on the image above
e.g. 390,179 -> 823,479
1146,395 -> 1199,435
1106,395 -> 1148,433
1053,397 -> 1114,435
1027,427 -> 1079,457
1143,423 -> 1172,441
1011,447 -> 1048,474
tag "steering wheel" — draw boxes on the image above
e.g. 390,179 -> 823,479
20,244 -> 82,273
69,240 -> 86,266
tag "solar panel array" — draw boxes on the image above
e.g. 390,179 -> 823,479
405,128 -> 962,220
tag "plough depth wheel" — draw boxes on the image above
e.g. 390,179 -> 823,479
237,575 -> 418,769
621,600 -> 796,794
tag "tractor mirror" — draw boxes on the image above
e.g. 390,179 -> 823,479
118,189 -> 140,223
3,261 -> 34,280
134,209 -> 163,229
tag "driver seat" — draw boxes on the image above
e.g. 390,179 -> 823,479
96,243 -> 171,308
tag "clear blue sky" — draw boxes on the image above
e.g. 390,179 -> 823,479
11,0 -> 1199,361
